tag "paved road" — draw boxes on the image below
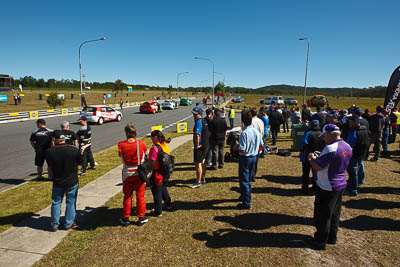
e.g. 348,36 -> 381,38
0,100 -> 202,191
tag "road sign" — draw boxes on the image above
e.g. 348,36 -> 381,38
151,125 -> 163,132
177,122 -> 187,133
29,111 -> 38,119
62,109 -> 69,115
0,95 -> 7,102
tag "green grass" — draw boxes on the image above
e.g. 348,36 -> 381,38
34,134 -> 400,266
0,132 -> 185,234
229,94 -> 385,112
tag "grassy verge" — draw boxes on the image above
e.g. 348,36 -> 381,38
229,94 -> 385,112
0,89 -> 203,113
0,131 -> 185,234
35,133 -> 400,266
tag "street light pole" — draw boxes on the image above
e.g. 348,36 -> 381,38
176,72 -> 189,97
299,37 -> 310,105
194,57 -> 215,106
79,37 -> 106,102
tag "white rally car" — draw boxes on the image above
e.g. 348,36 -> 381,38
161,100 -> 178,110
79,105 -> 123,125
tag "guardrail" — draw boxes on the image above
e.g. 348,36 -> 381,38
0,97 -> 197,123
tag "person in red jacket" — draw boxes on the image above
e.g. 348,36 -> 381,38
118,123 -> 148,226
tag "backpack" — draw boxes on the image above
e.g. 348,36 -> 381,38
155,144 -> 175,179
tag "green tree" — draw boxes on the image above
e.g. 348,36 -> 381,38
215,81 -> 225,93
46,92 -> 65,108
113,79 -> 125,95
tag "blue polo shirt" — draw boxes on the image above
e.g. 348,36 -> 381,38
239,125 -> 263,156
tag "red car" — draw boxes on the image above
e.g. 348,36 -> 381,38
140,101 -> 161,113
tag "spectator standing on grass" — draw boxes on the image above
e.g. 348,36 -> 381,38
148,130 -> 172,217
235,109 -> 263,209
30,119 -> 53,180
301,104 -> 311,122
389,107 -> 399,144
119,98 -> 124,110
204,108 -> 213,167
381,111 -> 390,157
103,94 -> 106,105
118,123 -> 148,226
45,132 -> 82,232
361,108 -> 372,123
282,106 -> 290,133
80,93 -> 87,107
76,117 -> 96,175
259,107 -> 269,157
228,105 -> 235,128
299,120 -> 323,194
290,107 -> 301,125
17,93 -> 21,105
307,124 -> 352,250
191,107 -> 210,188
368,105 -> 385,162
269,106 -> 284,146
343,116 -> 369,196
19,83 -> 23,92
13,94 -> 18,105
209,109 -> 228,170
250,108 -> 264,180
53,121 -> 78,147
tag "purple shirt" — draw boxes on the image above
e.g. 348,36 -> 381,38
314,139 -> 352,191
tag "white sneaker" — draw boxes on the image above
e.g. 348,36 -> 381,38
190,183 -> 202,189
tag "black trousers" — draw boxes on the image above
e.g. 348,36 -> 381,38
211,140 -> 225,168
81,146 -> 95,172
229,118 -> 234,129
270,127 -> 279,145
301,160 -> 316,190
313,186 -> 344,244
151,178 -> 171,215
283,119 -> 289,132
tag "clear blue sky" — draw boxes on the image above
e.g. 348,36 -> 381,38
1,0 -> 399,89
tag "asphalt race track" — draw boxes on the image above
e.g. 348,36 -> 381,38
0,100 -> 202,191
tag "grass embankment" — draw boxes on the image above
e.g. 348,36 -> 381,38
35,134 -> 400,266
0,89 -> 201,113
230,94 -> 385,112
0,132 -> 184,234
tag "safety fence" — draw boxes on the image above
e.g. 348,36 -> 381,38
0,98 -> 190,123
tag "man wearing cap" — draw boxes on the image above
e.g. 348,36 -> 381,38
76,117 -> 95,175
30,119 -> 53,179
343,116 -> 369,196
299,120 -> 324,194
191,107 -> 210,188
307,124 -> 352,250
352,107 -> 369,128
45,132 -> 82,231
52,121 -> 78,147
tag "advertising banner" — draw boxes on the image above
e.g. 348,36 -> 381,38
151,125 -> 163,132
0,95 -> 7,102
177,122 -> 188,133
384,65 -> 400,114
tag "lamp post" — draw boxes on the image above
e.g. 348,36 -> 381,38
299,37 -> 310,105
176,72 -> 189,97
214,72 -> 225,84
194,57 -> 215,106
79,37 -> 106,100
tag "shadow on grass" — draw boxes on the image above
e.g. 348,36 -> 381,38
262,175 -> 302,185
230,186 -> 302,197
0,178 -> 26,186
358,186 -> 400,195
343,198 -> 400,210
168,176 -> 238,188
214,212 -> 312,230
171,198 -> 240,211
174,162 -> 194,167
0,212 -> 37,227
341,215 -> 400,231
193,230 -> 308,248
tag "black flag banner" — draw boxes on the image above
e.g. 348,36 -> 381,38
384,65 -> 400,114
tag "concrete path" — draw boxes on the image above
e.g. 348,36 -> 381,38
0,134 -> 193,267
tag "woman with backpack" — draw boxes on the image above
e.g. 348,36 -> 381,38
149,130 -> 172,217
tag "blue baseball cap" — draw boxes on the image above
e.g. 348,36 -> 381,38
311,120 -> 320,125
320,124 -> 341,137
192,106 -> 203,115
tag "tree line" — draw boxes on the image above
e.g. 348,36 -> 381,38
15,76 -> 386,98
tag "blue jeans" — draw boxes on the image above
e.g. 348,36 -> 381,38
206,146 -> 212,165
347,158 -> 364,194
270,128 -> 279,145
261,135 -> 268,156
382,129 -> 389,152
51,183 -> 79,228
238,155 -> 257,208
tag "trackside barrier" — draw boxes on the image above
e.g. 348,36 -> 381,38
0,98 -> 191,123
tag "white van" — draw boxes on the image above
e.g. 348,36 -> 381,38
271,96 -> 284,105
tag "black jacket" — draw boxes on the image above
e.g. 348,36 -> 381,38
209,117 -> 227,142
345,126 -> 369,159
303,127 -> 324,154
45,144 -> 82,188
301,108 -> 311,122
269,111 -> 284,129
369,113 -> 384,134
